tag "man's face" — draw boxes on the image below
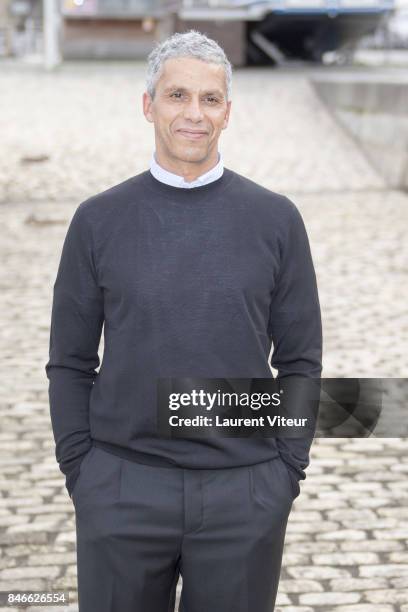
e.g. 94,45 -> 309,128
143,57 -> 231,169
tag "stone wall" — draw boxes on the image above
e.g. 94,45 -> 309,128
311,75 -> 408,190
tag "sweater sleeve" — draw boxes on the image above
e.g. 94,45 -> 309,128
45,202 -> 104,498
268,198 -> 323,482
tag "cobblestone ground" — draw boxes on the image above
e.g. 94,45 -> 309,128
0,61 -> 407,612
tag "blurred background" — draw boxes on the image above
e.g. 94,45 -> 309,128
0,0 -> 408,65
0,1 -> 408,611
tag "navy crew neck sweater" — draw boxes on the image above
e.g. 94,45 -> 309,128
45,167 -> 322,498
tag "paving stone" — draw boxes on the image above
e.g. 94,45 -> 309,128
317,529 -> 368,541
390,572 -> 408,589
365,588 -> 408,604
373,529 -> 408,540
0,579 -> 47,591
299,591 -> 361,605
279,579 -> 323,593
0,566 -> 60,580
287,566 -> 351,579
329,577 -> 389,591
359,564 -> 408,578
275,593 -> 292,605
331,606 -> 395,612
340,540 -> 403,553
388,552 -> 408,563
281,553 -> 310,566
312,552 -> 379,566
275,607 -> 314,612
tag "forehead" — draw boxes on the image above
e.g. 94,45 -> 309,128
156,57 -> 227,93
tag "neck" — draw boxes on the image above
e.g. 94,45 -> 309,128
154,150 -> 220,182
142,166 -> 235,205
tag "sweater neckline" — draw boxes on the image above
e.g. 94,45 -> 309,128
138,166 -> 236,206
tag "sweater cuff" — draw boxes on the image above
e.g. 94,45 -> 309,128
278,446 -> 308,481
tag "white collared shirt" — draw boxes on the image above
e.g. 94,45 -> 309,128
150,150 -> 224,188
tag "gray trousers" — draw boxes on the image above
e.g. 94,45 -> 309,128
72,445 -> 298,612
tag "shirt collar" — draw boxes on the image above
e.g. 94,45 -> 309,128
150,150 -> 224,189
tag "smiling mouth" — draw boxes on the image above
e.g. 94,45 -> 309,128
177,130 -> 208,140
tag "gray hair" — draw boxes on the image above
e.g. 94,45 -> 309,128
146,29 -> 232,102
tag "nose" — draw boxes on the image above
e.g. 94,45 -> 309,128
183,97 -> 204,122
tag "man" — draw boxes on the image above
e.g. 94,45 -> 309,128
45,29 -> 322,612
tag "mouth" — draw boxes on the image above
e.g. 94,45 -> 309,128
177,129 -> 208,140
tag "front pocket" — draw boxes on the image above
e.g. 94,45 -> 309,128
73,447 -> 123,507
71,446 -> 95,502
278,457 -> 300,499
250,458 -> 293,510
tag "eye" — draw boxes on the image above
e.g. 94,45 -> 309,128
169,92 -> 219,103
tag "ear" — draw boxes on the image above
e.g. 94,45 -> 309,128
143,91 -> 154,123
222,100 -> 232,130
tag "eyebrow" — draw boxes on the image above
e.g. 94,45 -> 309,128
163,86 -> 224,98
